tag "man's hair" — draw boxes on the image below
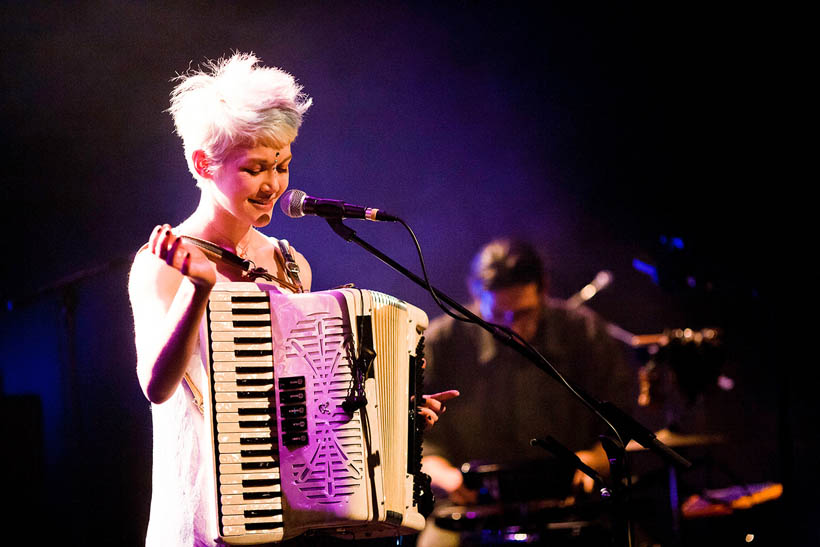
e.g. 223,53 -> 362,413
168,51 -> 312,185
468,238 -> 547,295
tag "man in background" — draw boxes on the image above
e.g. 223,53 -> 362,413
419,237 -> 637,544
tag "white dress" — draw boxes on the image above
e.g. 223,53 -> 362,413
143,237 -> 299,546
144,349 -> 219,547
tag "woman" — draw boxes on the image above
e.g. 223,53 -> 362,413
128,52 -> 457,547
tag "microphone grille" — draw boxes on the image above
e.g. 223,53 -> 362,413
280,189 -> 306,218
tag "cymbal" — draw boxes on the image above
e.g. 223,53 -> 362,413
626,428 -> 725,451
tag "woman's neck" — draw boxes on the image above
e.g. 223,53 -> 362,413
179,197 -> 255,256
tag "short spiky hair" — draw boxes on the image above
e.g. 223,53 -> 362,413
168,52 -> 312,184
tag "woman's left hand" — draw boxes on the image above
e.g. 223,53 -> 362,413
417,390 -> 460,431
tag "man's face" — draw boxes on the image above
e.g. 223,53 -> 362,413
477,282 -> 543,342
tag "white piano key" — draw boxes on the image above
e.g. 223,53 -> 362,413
214,392 -> 274,403
213,371 -> 274,383
217,432 -> 275,444
219,472 -> 280,484
210,312 -> 271,322
212,361 -> 273,372
220,482 -> 281,496
212,351 -> 275,362
214,382 -> 273,393
216,422 -> 273,434
222,525 -> 283,538
216,412 -> 275,424
209,321 -> 272,331
210,300 -> 270,311
221,501 -> 283,515
219,452 -> 278,464
212,341 -> 273,352
211,331 -> 271,341
220,463 -> 280,474
223,512 -> 284,525
219,443 -> 277,455
221,493 -> 281,505
215,401 -> 272,413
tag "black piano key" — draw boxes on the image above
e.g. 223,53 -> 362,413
245,522 -> 284,531
232,320 -> 270,328
240,436 -> 273,445
238,407 -> 275,416
243,491 -> 281,500
242,461 -> 278,470
236,377 -> 275,386
230,308 -> 270,315
234,337 -> 272,344
235,366 -> 275,375
231,296 -> 269,303
237,391 -> 274,399
242,478 -> 279,488
244,509 -> 283,518
240,449 -> 277,458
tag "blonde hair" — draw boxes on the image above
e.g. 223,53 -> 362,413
168,52 -> 312,184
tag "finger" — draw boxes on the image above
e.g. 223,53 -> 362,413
425,390 -> 460,402
571,469 -> 584,487
148,225 -> 166,256
582,474 -> 595,493
421,397 -> 443,414
166,236 -> 182,266
421,357 -> 427,370
180,251 -> 191,276
157,226 -> 175,260
418,407 -> 437,431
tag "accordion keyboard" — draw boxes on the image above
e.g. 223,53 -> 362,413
207,286 -> 285,543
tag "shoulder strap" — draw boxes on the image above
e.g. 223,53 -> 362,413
179,235 -> 302,292
275,238 -> 305,293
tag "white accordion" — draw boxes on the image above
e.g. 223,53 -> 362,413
199,282 -> 432,544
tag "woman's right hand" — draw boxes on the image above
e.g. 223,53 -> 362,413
149,224 -> 217,289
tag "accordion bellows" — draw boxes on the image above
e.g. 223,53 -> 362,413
200,282 -> 431,544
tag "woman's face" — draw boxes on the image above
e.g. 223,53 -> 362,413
208,143 -> 292,227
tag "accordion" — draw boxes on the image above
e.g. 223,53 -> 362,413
199,282 -> 433,544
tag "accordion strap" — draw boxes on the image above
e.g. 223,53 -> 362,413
183,372 -> 205,415
179,235 -> 303,292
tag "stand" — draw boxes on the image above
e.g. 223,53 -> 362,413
325,218 -> 692,546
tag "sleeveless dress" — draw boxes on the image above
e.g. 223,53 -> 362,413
145,350 -> 219,547
143,237 -> 296,547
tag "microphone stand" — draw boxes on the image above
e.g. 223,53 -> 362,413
324,218 -> 692,546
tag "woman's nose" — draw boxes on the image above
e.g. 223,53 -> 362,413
262,171 -> 279,193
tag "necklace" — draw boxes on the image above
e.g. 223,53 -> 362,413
236,237 -> 250,259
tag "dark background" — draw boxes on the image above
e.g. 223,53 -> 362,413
1,2 -> 801,546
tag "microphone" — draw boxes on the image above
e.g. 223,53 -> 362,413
279,189 -> 398,222
566,270 -> 613,310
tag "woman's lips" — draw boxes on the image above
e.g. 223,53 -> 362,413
249,197 -> 273,209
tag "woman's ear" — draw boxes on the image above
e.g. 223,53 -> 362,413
192,150 -> 213,179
